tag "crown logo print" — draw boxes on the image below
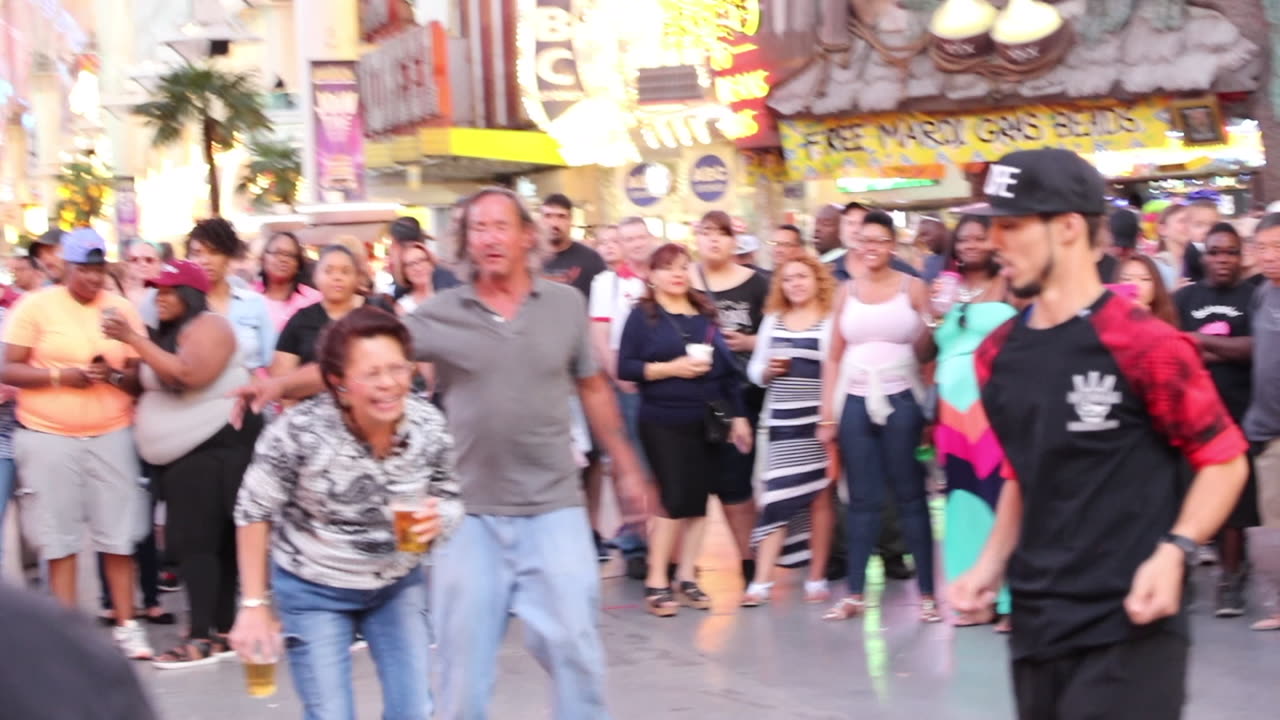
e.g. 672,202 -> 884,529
1066,371 -> 1121,432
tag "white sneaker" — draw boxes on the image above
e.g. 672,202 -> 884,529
113,620 -> 155,660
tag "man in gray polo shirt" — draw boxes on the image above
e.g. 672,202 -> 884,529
1245,213 -> 1280,632
405,187 -> 648,720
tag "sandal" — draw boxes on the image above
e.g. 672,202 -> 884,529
209,633 -> 238,660
741,582 -> 773,607
645,586 -> 678,618
823,596 -> 867,621
676,581 -> 712,610
920,598 -> 943,624
952,606 -> 996,627
804,579 -> 831,604
152,639 -> 220,670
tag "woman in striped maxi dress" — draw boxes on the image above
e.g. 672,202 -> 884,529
742,255 -> 838,606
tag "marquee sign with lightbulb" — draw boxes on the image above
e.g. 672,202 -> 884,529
516,0 -> 768,166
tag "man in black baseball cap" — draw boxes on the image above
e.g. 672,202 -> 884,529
952,148 -> 1249,719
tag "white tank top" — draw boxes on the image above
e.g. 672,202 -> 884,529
134,346 -> 249,465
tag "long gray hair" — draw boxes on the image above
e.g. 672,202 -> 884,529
454,187 -> 547,279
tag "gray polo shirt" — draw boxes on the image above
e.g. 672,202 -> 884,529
1245,282 -> 1280,443
405,277 -> 597,516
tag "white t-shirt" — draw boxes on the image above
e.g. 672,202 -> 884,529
588,266 -> 646,350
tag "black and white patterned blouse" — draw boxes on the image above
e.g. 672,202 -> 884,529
235,393 -> 463,590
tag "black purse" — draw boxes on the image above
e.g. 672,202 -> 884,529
660,310 -> 732,444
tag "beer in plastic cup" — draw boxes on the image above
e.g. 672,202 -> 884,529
685,343 -> 714,364
243,655 -> 278,698
770,339 -> 792,375
391,496 -> 430,553
931,271 -> 962,316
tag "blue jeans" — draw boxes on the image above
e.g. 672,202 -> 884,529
0,457 -> 12,561
613,387 -> 649,557
273,565 -> 432,720
838,392 -> 936,596
432,508 -> 610,720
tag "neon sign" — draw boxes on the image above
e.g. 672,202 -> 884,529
517,0 -> 772,165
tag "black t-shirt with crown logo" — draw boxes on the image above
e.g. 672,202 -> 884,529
976,291 -> 1247,661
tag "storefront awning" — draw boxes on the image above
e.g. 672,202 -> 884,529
365,127 -> 566,179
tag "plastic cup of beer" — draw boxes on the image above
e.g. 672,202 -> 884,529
391,495 -> 430,554
770,339 -> 793,375
243,652 -> 278,698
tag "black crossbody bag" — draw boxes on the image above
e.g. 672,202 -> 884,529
659,309 -> 732,444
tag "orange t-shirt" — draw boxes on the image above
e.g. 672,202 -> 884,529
3,287 -> 145,437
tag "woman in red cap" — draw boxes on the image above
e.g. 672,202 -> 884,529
102,260 -> 264,668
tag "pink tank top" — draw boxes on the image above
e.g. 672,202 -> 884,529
838,278 -> 922,398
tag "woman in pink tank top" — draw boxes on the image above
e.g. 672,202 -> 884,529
818,210 -> 942,623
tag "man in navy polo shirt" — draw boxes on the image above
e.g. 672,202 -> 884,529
950,149 -> 1249,720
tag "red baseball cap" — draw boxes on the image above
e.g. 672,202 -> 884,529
147,260 -> 211,293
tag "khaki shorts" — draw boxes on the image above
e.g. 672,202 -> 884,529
14,426 -> 147,560
1256,438 -> 1280,528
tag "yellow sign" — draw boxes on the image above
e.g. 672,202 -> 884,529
779,98 -> 1172,181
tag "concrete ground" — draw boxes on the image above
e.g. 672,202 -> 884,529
6,503 -> 1280,719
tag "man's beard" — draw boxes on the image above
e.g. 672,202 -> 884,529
1009,256 -> 1053,299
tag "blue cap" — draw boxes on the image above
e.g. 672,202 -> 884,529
61,228 -> 108,264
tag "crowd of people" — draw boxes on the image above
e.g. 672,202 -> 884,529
0,146 -> 1276,719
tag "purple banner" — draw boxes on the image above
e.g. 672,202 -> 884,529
312,61 -> 366,202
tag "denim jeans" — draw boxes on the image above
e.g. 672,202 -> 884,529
273,565 -> 432,720
613,386 -> 649,557
432,507 -> 610,720
0,457 -> 12,561
838,391 -> 936,596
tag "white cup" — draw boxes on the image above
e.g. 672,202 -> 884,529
685,343 -> 713,363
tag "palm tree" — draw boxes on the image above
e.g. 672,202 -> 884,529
133,64 -> 272,216
237,139 -> 303,211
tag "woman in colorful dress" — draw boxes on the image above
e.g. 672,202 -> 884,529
742,255 -> 838,606
916,214 -> 1016,630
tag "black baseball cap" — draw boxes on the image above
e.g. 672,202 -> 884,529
974,148 -> 1106,217
1109,209 -> 1140,249
389,216 -> 423,244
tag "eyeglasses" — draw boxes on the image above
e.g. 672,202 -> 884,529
767,239 -> 801,248
264,250 -> 301,262
349,363 -> 415,386
956,235 -> 986,244
1204,248 -> 1242,257
129,256 -> 158,265
403,259 -> 432,270
860,236 -> 894,246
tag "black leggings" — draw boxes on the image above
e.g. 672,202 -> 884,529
159,417 -> 261,639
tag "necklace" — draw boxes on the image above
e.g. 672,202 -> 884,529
957,282 -> 989,303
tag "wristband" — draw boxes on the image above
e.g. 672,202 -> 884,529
240,597 -> 271,609
49,368 -> 60,388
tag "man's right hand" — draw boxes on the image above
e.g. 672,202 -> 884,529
666,355 -> 711,379
948,562 -> 1002,620
230,377 -> 284,416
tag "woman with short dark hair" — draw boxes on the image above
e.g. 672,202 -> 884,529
230,307 -> 462,719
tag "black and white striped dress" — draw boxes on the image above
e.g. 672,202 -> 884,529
752,318 -> 830,567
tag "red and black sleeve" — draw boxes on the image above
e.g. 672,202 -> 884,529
1092,297 -> 1248,470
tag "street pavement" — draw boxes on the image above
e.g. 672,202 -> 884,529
6,504 -> 1280,718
